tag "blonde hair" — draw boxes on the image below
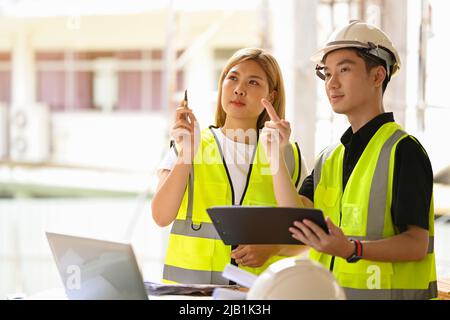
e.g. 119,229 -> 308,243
215,48 -> 286,129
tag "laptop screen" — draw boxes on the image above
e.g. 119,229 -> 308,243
46,232 -> 148,300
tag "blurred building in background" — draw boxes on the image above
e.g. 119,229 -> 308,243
0,0 -> 449,298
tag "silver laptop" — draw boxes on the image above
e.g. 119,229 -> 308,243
46,232 -> 148,300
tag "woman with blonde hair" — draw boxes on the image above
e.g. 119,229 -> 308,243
152,48 -> 308,284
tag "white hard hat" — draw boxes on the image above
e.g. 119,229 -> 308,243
247,258 -> 346,300
311,20 -> 401,79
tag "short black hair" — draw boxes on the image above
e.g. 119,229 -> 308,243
350,48 -> 392,94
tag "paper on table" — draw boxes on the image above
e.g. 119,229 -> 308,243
144,281 -> 241,296
222,264 -> 257,288
212,288 -> 247,300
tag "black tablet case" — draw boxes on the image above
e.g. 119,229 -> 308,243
206,206 -> 328,245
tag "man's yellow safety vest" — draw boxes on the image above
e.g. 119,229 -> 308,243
163,126 -> 302,284
310,122 -> 437,300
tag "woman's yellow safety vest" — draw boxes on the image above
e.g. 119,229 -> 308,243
163,126 -> 302,284
310,122 -> 437,300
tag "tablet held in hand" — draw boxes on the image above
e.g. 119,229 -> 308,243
206,206 -> 328,245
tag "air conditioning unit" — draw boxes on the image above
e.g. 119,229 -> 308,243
9,103 -> 50,162
93,58 -> 118,112
0,103 -> 8,159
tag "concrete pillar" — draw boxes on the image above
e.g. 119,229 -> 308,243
382,0 -> 408,127
0,103 -> 7,159
161,3 -> 177,114
184,47 -> 214,130
271,0 -> 318,170
404,0 -> 422,134
11,26 -> 35,108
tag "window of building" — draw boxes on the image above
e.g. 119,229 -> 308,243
35,50 -> 184,112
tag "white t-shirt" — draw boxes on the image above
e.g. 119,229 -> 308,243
157,127 -> 308,204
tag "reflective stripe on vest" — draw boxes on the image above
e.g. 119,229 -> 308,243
314,143 -> 340,192
163,127 -> 301,284
170,219 -> 221,240
311,123 -> 437,300
367,129 -> 405,237
344,281 -> 438,300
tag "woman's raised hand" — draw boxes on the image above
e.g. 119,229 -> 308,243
170,104 -> 200,162
260,98 -> 291,160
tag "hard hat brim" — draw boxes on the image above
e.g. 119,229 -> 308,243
310,42 -> 369,65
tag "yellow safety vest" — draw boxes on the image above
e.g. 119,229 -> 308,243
163,126 -> 302,284
310,122 -> 437,300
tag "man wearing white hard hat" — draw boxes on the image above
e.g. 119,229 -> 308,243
260,21 -> 437,300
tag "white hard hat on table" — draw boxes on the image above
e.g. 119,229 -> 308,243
247,257 -> 346,300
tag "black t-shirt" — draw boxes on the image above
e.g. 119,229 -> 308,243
299,112 -> 433,232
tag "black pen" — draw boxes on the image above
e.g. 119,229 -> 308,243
183,89 -> 188,108
180,89 -> 188,120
